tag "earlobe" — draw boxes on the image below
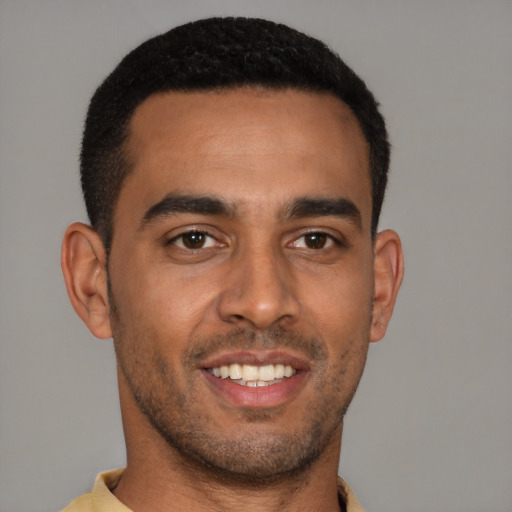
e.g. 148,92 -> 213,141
61,222 -> 112,339
370,229 -> 404,342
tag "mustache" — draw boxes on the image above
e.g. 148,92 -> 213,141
184,325 -> 328,366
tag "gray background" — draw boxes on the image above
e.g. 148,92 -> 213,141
1,1 -> 511,511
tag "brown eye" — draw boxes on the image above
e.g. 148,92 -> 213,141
182,232 -> 207,249
304,233 -> 328,249
169,231 -> 218,250
290,232 -> 338,250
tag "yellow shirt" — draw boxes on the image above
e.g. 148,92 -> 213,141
62,469 -> 365,512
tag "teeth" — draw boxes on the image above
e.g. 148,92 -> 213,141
229,363 -> 242,380
275,364 -> 285,379
242,365 -> 259,381
284,365 -> 294,378
210,363 -> 297,386
259,365 -> 275,381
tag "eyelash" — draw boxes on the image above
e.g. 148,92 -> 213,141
289,231 -> 342,250
166,230 -> 221,250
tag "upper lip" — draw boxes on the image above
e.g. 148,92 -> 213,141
200,351 -> 310,371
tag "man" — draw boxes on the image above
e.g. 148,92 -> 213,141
61,17 -> 403,512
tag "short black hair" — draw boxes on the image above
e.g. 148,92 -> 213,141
81,17 -> 390,247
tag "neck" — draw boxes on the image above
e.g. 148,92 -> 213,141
114,444 -> 343,512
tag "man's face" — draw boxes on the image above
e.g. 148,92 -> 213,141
108,88 -> 375,480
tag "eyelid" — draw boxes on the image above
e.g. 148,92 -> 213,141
165,226 -> 226,249
287,228 -> 345,248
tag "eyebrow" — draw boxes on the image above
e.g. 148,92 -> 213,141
140,193 -> 362,230
286,197 -> 362,228
140,193 -> 235,229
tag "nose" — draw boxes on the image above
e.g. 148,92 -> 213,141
216,245 -> 301,330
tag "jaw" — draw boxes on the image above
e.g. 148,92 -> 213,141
118,348 -> 352,476
115,382 -> 344,512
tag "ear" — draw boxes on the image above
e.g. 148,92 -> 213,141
61,222 -> 112,339
370,229 -> 404,342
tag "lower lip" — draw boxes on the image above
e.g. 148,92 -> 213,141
201,370 -> 308,408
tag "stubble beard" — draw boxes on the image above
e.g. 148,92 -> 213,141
112,314 -> 369,487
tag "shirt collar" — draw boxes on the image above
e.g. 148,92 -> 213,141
91,469 -> 365,512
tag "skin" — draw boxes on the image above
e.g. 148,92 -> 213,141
62,88 -> 404,512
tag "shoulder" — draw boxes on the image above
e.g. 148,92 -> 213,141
60,468 -> 127,512
338,476 -> 366,512
61,492 -> 94,512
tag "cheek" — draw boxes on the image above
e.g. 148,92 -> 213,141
300,261 -> 374,334
110,259 -> 218,353
145,268 -> 221,330
299,261 -> 373,392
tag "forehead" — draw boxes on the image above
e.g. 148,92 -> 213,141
118,88 -> 371,227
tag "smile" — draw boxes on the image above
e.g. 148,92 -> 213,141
207,363 -> 297,387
